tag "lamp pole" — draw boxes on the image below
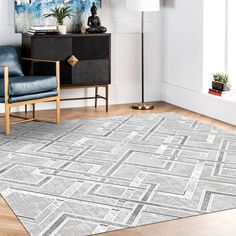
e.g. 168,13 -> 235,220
132,11 -> 154,110
141,11 -> 144,104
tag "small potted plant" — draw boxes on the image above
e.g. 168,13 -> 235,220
44,6 -> 73,35
212,73 -> 231,91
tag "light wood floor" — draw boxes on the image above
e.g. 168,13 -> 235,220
0,197 -> 28,236
0,101 -> 236,236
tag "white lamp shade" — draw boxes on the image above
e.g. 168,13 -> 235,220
127,0 -> 160,12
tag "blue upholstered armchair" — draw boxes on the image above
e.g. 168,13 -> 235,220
0,45 -> 60,135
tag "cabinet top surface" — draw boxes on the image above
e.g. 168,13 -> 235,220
22,33 -> 111,38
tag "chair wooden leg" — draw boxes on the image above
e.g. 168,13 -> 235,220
95,87 -> 98,108
5,104 -> 10,135
25,105 -> 27,114
56,97 -> 60,124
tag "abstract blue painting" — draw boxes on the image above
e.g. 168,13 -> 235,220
15,0 -> 102,33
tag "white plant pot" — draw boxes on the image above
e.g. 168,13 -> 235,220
58,25 -> 67,35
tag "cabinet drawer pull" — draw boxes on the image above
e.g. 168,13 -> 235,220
67,55 -> 79,67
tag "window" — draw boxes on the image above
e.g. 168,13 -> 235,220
226,0 -> 236,89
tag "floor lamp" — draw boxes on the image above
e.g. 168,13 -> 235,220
127,0 -> 160,110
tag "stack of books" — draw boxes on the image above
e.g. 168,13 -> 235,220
28,26 -> 58,36
208,88 -> 236,97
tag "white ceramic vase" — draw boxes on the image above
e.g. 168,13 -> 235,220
58,25 -> 67,35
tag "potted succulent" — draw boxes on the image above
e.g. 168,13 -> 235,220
212,73 -> 231,91
44,6 -> 73,35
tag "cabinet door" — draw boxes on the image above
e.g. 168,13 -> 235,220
72,35 -> 111,85
72,35 -> 110,60
72,60 -> 110,86
32,37 -> 73,85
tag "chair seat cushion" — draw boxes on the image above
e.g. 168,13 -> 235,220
0,75 -> 58,97
0,90 -> 58,103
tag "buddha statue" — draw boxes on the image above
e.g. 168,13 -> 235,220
86,2 -> 107,34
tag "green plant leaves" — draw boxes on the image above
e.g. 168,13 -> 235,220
43,6 -> 73,25
213,73 -> 229,84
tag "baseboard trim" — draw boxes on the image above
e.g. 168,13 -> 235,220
162,82 -> 236,126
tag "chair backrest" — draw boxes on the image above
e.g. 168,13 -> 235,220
0,46 -> 24,78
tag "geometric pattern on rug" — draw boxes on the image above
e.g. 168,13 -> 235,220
0,113 -> 236,236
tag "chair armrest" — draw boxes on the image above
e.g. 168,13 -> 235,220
22,58 -> 60,96
0,65 -> 9,102
21,57 -> 59,64
0,65 -> 9,78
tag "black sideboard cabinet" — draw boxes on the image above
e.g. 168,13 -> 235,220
22,33 -> 111,87
22,33 -> 111,111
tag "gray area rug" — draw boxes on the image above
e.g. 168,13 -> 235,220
1,112 -> 236,235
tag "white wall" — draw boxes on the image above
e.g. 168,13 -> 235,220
227,0 -> 236,89
202,0 -> 226,91
163,0 -> 204,92
0,0 -> 163,112
162,0 -> 236,126
0,1 -> 21,45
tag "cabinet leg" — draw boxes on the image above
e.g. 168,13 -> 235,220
32,104 -> 35,119
105,85 -> 109,112
56,97 -> 60,125
95,87 -> 98,108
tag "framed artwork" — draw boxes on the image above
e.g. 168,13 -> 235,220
14,0 -> 102,33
